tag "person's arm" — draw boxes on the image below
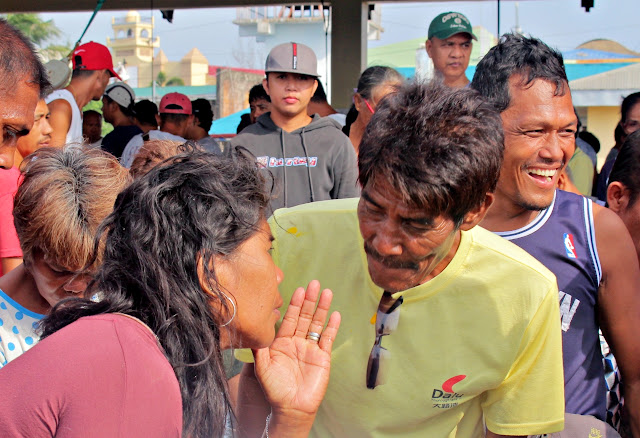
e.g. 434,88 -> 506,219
46,99 -> 72,148
1,257 -> 22,275
236,281 -> 341,438
331,138 -> 360,199
593,204 -> 640,438
235,363 -> 271,437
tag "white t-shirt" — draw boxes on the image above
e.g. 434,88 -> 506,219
120,130 -> 186,168
45,89 -> 83,146
0,289 -> 44,368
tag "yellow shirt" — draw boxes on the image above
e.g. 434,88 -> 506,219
243,198 -> 565,437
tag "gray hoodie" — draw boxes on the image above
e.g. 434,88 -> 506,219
230,113 -> 360,212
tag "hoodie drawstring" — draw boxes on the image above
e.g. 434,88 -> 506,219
280,129 -> 287,207
300,127 -> 315,203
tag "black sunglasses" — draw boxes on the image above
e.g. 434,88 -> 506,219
366,291 -> 403,389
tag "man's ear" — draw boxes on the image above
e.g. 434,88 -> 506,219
155,114 -> 161,127
425,39 -> 433,59
354,93 -> 364,113
262,77 -> 270,97
607,182 -> 630,213
459,192 -> 495,231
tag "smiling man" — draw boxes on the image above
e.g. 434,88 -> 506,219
473,34 -> 640,436
230,42 -> 358,212
426,11 -> 476,88
235,81 -> 565,437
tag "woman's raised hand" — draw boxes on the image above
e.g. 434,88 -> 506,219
253,280 -> 341,434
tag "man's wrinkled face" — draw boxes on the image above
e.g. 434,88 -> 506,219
497,76 -> 577,211
426,34 -> 472,84
357,178 -> 461,293
0,77 -> 39,168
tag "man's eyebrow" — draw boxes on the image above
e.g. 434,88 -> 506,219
403,216 -> 434,227
361,191 -> 382,209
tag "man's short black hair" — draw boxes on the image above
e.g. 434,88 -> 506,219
0,19 -> 51,98
103,94 -> 135,118
249,84 -> 270,104
359,81 -> 504,225
471,33 -> 568,113
160,113 -> 189,125
83,109 -> 102,119
134,100 -> 158,127
191,99 -> 214,132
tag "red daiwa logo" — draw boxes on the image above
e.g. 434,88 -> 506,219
432,374 -> 466,409
442,374 -> 466,393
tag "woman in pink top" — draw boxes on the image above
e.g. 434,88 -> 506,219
0,148 -> 340,438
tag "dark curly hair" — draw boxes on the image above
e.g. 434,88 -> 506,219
472,33 -> 568,113
358,80 -> 504,225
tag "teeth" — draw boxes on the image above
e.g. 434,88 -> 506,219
528,169 -> 556,177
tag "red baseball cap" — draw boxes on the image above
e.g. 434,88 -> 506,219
72,42 -> 121,80
159,92 -> 192,115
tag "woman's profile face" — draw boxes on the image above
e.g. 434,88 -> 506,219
356,82 -> 401,126
29,252 -> 91,308
215,219 -> 284,350
623,102 -> 640,136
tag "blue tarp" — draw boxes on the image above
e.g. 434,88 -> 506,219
209,107 -> 250,135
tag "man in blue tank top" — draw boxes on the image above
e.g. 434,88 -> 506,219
472,34 -> 640,437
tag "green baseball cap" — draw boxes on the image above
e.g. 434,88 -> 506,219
428,12 -> 477,41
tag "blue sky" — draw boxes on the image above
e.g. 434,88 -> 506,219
41,0 -> 639,68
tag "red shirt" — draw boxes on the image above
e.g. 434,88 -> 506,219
0,167 -> 22,274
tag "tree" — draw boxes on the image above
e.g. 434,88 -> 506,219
5,13 -> 61,46
4,13 -> 71,62
151,71 -> 185,87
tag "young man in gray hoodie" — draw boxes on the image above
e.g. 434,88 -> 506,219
230,42 -> 359,212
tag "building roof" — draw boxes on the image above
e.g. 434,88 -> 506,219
570,62 -> 640,90
577,39 -> 640,57
367,37 -> 424,68
181,47 -> 209,64
564,48 -> 639,62
570,62 -> 640,106
154,49 -> 169,64
133,85 -> 217,99
208,65 -> 265,76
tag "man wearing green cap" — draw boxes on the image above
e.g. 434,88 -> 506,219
426,12 -> 477,88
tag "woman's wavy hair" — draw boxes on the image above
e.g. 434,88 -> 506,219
41,149 -> 270,438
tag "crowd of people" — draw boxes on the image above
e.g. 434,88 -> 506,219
0,8 -> 638,438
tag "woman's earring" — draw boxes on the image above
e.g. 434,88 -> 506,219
220,292 -> 237,327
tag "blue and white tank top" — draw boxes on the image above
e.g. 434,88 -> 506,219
496,189 -> 605,420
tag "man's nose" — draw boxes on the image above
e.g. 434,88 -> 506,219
0,145 -> 16,169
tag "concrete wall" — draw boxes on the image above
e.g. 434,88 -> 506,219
586,106 -> 620,170
216,69 -> 264,118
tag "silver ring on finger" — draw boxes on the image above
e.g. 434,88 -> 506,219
306,331 -> 321,342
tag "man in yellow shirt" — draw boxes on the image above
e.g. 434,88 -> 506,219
235,81 -> 564,437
